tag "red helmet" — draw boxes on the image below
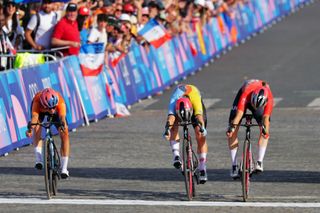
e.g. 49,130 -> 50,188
40,88 -> 59,109
175,97 -> 193,122
251,88 -> 268,109
123,3 -> 135,13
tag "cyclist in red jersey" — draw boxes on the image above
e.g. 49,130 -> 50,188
25,88 -> 70,179
226,79 -> 274,179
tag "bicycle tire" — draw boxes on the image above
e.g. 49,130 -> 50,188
52,145 -> 60,196
182,138 -> 194,201
241,139 -> 250,202
43,140 -> 51,199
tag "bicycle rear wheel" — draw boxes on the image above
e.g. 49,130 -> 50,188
182,138 -> 195,201
43,140 -> 52,199
241,139 -> 251,202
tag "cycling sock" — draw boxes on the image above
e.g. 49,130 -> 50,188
170,140 -> 180,157
230,148 -> 238,166
34,146 -> 42,163
258,146 -> 266,162
199,153 -> 207,171
61,156 -> 69,173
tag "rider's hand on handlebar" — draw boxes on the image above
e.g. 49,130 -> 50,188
25,129 -> 33,138
163,128 -> 170,141
226,124 -> 235,138
199,126 -> 207,137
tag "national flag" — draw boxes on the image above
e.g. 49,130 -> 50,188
109,51 -> 126,68
79,43 -> 105,76
138,18 -> 171,48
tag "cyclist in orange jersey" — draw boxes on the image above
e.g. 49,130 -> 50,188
163,84 -> 208,184
26,88 -> 70,179
226,79 -> 274,179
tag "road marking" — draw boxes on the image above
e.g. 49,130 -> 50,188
307,98 -> 320,107
131,99 -> 159,110
0,198 -> 319,207
273,97 -> 283,107
203,98 -> 221,109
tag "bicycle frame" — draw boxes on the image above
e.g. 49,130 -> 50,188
239,114 -> 258,202
180,122 -> 199,201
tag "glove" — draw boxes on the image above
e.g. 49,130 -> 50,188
199,126 -> 207,137
25,129 -> 33,138
163,128 -> 170,141
226,124 -> 235,138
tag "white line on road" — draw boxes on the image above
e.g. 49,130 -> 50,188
273,97 -> 283,107
307,98 -> 320,107
131,99 -> 159,110
0,198 -> 319,208
203,98 -> 221,108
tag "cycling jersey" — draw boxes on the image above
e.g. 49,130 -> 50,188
168,84 -> 203,116
237,79 -> 273,116
31,91 -> 66,118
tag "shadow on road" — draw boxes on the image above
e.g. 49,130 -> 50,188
0,167 -> 319,183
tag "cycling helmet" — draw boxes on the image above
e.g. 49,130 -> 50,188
40,88 -> 59,109
123,3 -> 135,13
175,97 -> 193,122
251,88 -> 268,109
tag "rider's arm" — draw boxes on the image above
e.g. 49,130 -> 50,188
28,102 -> 40,130
166,114 -> 176,130
195,114 -> 205,127
262,115 -> 270,137
231,110 -> 244,127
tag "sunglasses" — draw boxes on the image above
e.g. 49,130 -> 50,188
48,106 -> 57,110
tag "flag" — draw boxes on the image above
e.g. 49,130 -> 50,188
79,43 -> 105,76
138,18 -> 171,48
109,51 -> 126,68
193,22 -> 206,55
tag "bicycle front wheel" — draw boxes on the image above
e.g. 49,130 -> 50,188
52,144 -> 60,196
241,139 -> 251,202
182,138 -> 195,201
43,140 -> 51,199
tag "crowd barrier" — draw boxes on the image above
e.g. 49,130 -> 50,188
0,0 -> 313,155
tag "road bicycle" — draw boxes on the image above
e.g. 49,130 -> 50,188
29,117 -> 63,199
237,114 -> 259,202
167,120 -> 205,201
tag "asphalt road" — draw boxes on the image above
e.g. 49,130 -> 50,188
0,1 -> 320,212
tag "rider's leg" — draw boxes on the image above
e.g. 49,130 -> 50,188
169,124 -> 181,168
258,135 -> 268,162
34,125 -> 43,168
59,126 -> 70,176
195,126 -> 207,171
228,126 -> 240,166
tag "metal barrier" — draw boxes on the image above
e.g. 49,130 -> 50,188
0,46 -> 69,71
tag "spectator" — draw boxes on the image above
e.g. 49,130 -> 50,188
114,3 -> 123,19
2,0 -> 24,50
148,1 -> 161,19
87,13 -> 108,48
25,0 -> 59,50
51,3 -> 80,56
77,6 -> 90,45
0,3 -> 15,71
119,13 -> 132,52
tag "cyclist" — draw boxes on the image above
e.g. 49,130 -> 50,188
226,79 -> 273,179
163,84 -> 208,184
25,88 -> 70,179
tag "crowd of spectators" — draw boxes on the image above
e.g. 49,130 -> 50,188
0,0 -> 247,70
